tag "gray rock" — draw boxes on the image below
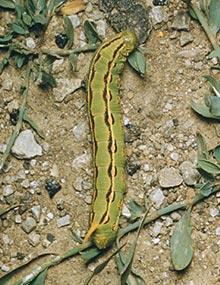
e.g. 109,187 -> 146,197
149,188 -> 165,208
3,185 -> 14,197
72,121 -> 87,141
53,78 -> 82,102
12,130 -> 42,159
21,217 -> 37,233
28,232 -> 40,246
31,205 -> 41,222
180,31 -> 193,46
210,208 -> 219,217
158,167 -> 183,188
96,20 -> 107,37
122,204 -> 131,219
72,152 -> 91,169
179,161 -> 200,186
25,37 -> 36,49
68,15 -> 80,28
57,215 -> 71,227
150,6 -> 168,25
73,176 -> 83,191
151,221 -> 163,237
172,11 -> 190,31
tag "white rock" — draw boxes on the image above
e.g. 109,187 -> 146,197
210,208 -> 219,217
170,152 -> 179,161
28,232 -> 40,246
53,78 -> 82,102
72,121 -> 87,141
21,217 -> 37,233
72,152 -> 91,169
68,15 -> 80,28
96,20 -> 106,37
2,234 -> 13,245
151,221 -> 163,237
0,143 -> 6,153
31,205 -> 41,222
47,212 -> 54,220
179,161 -> 200,186
216,227 -> 220,236
1,264 -> 10,272
149,188 -> 165,209
122,205 -> 131,219
158,167 -> 183,188
15,214 -> 22,224
26,37 -> 36,49
50,164 -> 59,177
12,130 -> 42,159
3,185 -> 14,197
143,163 -> 150,172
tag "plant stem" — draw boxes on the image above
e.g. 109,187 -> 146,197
0,67 -> 31,171
40,44 -> 97,57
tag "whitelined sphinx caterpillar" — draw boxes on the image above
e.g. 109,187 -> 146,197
84,31 -> 137,249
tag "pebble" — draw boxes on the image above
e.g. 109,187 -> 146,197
152,237 -> 160,245
72,152 -> 90,169
1,264 -> 10,272
216,227 -> 220,236
21,217 -> 37,233
15,214 -> 22,224
158,167 -> 183,188
122,204 -> 131,219
1,78 -> 13,91
96,20 -> 107,38
12,130 -> 42,159
50,164 -> 59,177
31,205 -> 41,222
68,15 -> 80,28
72,121 -> 87,141
53,78 -> 82,102
151,221 -> 163,237
170,152 -> 179,161
143,164 -> 150,172
52,58 -> 64,74
3,185 -> 14,197
28,232 -> 41,247
47,212 -> 54,220
149,188 -> 165,209
180,31 -> 193,46
179,161 -> 200,186
149,6 -> 168,25
2,234 -> 13,245
210,208 -> 219,217
0,143 -> 6,153
57,214 -> 71,227
25,37 -> 36,49
170,212 -> 181,222
172,11 -> 190,31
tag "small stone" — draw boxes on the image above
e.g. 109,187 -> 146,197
3,185 -> 14,197
151,221 -> 163,237
25,37 -> 36,49
171,212 -> 181,222
72,121 -> 87,141
84,195 -> 92,204
149,188 -> 165,209
21,217 -> 37,233
50,164 -> 59,177
21,179 -> 30,188
12,130 -> 42,159
57,215 -> 70,227
152,237 -> 160,245
53,78 -> 82,102
158,167 -> 183,188
47,212 -> 54,220
172,11 -> 190,31
28,232 -> 40,246
68,15 -> 80,28
210,208 -> 219,217
216,227 -> 220,236
15,214 -> 22,224
165,217 -> 173,227
1,264 -> 10,272
143,164 -> 150,172
179,161 -> 200,186
150,6 -> 168,25
2,234 -> 13,245
96,20 -> 107,37
170,152 -> 179,161
85,2 -> 93,13
180,31 -> 193,46
2,78 -> 13,91
31,205 -> 41,222
122,205 -> 131,219
72,152 -> 91,169
0,143 -> 6,153
45,178 -> 61,198
47,233 -> 55,243
52,58 -> 64,74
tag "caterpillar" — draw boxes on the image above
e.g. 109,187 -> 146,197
84,30 -> 137,249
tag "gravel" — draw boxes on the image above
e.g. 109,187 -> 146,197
57,215 -> 71,227
21,217 -> 37,234
149,188 -> 165,209
158,167 -> 183,188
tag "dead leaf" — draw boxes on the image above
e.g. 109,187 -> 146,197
60,0 -> 85,15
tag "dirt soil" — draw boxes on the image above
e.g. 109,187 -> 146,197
0,0 -> 220,285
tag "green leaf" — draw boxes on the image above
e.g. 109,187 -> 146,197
30,269 -> 48,285
188,7 -> 198,20
68,53 -> 77,72
33,14 -> 48,25
81,246 -> 102,263
37,71 -> 57,88
209,0 -> 220,34
207,96 -> 220,116
197,158 -> 220,174
0,0 -> 15,9
84,20 -> 100,44
170,209 -> 193,271
128,200 -> 144,221
11,23 -> 28,35
64,16 -> 74,49
0,55 -> 10,74
208,47 -> 220,59
48,0 -> 65,13
0,33 -> 13,43
198,181 -> 213,197
13,54 -> 27,69
22,13 -> 33,26
191,100 -> 220,119
214,145 -> 220,161
128,49 -> 146,77
196,133 -> 209,160
204,75 -> 220,97
23,112 -> 45,139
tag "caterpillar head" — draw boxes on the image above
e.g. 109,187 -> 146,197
120,30 -> 138,56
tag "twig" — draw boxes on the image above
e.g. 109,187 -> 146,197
0,67 -> 31,171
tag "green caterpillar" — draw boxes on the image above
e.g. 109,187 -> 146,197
84,31 -> 137,249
